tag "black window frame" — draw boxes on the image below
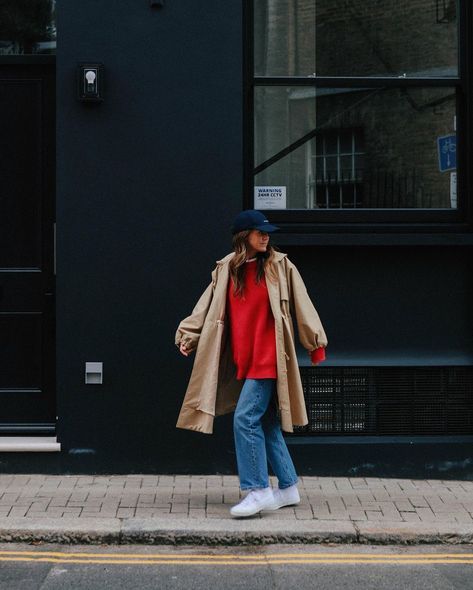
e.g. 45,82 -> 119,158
243,0 -> 473,238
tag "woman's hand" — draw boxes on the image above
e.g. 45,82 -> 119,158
179,342 -> 193,357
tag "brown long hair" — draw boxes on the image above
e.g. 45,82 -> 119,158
228,230 -> 279,298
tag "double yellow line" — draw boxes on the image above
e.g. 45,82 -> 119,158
0,550 -> 472,566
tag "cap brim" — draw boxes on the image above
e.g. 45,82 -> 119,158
254,223 -> 279,232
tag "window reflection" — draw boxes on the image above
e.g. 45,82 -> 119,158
254,0 -> 316,76
0,0 -> 56,55
254,86 -> 457,209
310,129 -> 365,208
255,0 -> 458,77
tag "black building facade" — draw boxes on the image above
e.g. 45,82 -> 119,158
0,0 -> 472,478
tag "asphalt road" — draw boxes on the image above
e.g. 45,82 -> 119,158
0,542 -> 472,589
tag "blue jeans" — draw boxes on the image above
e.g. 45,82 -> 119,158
233,378 -> 299,491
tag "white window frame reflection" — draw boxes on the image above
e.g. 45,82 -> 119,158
306,129 -> 365,209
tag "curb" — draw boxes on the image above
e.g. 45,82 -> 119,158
120,518 -> 357,546
0,518 -> 473,546
0,518 -> 121,545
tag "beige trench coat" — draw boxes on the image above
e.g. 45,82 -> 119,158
174,251 -> 328,434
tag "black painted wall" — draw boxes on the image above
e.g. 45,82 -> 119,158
3,1 -> 471,477
55,0 -> 244,471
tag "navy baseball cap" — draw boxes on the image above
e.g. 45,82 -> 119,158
231,210 -> 279,235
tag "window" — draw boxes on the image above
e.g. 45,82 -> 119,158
247,0 -> 465,226
0,0 -> 56,55
309,128 -> 364,209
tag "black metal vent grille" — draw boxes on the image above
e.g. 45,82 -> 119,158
295,367 -> 473,436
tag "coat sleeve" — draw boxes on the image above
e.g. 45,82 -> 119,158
286,259 -> 328,356
174,267 -> 217,352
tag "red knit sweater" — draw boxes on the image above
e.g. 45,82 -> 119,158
226,259 -> 325,380
227,260 -> 277,379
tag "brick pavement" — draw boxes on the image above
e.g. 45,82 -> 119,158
0,474 -> 472,524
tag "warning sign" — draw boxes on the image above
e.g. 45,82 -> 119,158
254,186 -> 287,209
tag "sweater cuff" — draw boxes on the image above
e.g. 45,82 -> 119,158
310,347 -> 326,364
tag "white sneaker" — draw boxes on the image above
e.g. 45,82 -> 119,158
271,484 -> 301,509
230,486 -> 277,517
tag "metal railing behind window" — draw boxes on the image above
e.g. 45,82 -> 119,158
309,167 -> 422,209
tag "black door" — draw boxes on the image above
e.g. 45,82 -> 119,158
0,63 -> 56,434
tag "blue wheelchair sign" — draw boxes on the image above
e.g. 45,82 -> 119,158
437,134 -> 456,172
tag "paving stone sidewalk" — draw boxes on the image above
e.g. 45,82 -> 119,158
0,474 -> 472,545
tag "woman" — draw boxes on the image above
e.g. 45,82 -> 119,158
175,209 -> 328,518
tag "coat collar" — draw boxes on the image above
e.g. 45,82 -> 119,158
216,250 -> 287,265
